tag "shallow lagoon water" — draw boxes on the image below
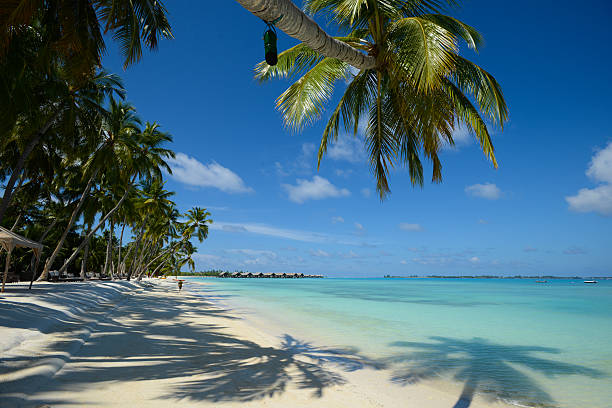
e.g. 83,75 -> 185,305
190,278 -> 612,408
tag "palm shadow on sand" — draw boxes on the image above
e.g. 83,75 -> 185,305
387,336 -> 606,408
1,285 -> 383,407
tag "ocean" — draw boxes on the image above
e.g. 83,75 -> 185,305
188,277 -> 612,408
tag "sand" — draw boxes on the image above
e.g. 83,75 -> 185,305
0,279 -> 513,407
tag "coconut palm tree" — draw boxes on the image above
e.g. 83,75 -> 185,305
0,0 -> 173,76
254,0 -> 508,198
0,67 -> 125,226
56,117 -> 174,275
236,0 -> 374,69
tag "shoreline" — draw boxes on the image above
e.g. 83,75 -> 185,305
1,279 -> 514,407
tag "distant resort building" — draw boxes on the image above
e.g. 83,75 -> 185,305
219,272 -> 322,279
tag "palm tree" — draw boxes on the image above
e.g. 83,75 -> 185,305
127,178 -> 175,280
236,0 -> 374,69
56,117 -> 174,275
254,0 -> 508,198
0,0 -> 173,76
138,207 -> 212,278
0,67 -> 125,226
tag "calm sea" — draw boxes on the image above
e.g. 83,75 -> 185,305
189,277 -> 612,408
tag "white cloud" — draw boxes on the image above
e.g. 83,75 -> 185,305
354,222 -> 364,230
465,183 -> 502,200
335,169 -> 353,178
361,188 -> 371,198
400,260 -> 408,265
563,246 -> 588,255
399,223 -> 423,231
310,249 -> 331,258
478,219 -> 489,224
586,142 -> 612,183
328,134 -> 366,163
451,126 -> 472,146
332,216 -> 345,224
192,254 -> 222,264
168,153 -> 253,193
283,176 -> 350,204
566,142 -> 612,216
566,185 -> 612,215
469,256 -> 480,263
212,222 -> 329,243
225,249 -> 277,259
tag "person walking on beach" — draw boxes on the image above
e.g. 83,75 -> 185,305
178,280 -> 183,292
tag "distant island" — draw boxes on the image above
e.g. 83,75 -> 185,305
383,275 -> 610,279
172,270 -> 323,279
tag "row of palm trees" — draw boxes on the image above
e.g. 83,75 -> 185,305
0,2 -> 213,282
1,72 -> 212,281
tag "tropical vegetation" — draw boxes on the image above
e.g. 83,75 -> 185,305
0,0 -> 213,283
252,0 -> 508,199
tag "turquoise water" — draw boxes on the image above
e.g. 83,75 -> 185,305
190,278 -> 612,408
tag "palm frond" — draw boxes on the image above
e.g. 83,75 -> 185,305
451,55 -> 508,128
318,69 -> 376,168
388,16 -> 457,91
255,43 -> 324,81
276,57 -> 350,130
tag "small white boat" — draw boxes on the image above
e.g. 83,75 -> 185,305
584,280 -> 598,284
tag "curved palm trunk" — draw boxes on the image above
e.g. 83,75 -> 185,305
116,222 -> 126,276
235,0 -> 375,70
80,226 -> 92,279
57,186 -> 131,275
0,110 -> 60,225
119,240 -> 136,279
140,239 -> 180,276
103,218 -> 114,277
126,215 -> 149,281
149,258 -> 169,278
39,171 -> 97,281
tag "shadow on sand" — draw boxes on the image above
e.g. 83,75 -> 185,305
386,336 -> 606,408
1,284 -> 382,407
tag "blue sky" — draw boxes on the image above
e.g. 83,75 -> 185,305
101,0 -> 612,277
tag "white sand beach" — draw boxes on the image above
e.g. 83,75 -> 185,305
0,279 -> 513,408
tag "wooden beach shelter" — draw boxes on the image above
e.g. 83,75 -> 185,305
0,226 -> 43,292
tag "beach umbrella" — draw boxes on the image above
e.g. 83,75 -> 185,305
0,226 -> 43,292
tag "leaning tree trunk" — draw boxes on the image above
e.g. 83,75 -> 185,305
39,171 -> 97,281
79,225 -> 92,279
57,185 -> 131,275
126,215 -> 149,281
119,240 -> 136,279
235,0 -> 375,70
140,239 -> 181,276
116,222 -> 126,276
130,237 -> 152,281
0,110 -> 61,225
102,218 -> 114,277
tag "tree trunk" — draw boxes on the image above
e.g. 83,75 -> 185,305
126,215 -> 149,281
1,247 -> 13,293
140,239 -> 181,276
28,253 -> 40,290
148,257 -> 169,279
39,170 -> 98,281
235,0 -> 375,70
0,110 -> 61,225
103,218 -> 114,277
57,185 -> 131,275
116,222 -> 125,277
130,237 -> 151,281
10,213 -> 22,231
119,241 -> 135,279
79,226 -> 92,279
